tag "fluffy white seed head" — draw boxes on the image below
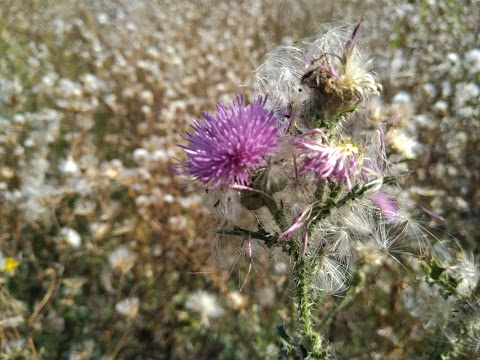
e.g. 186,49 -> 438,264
108,245 -> 137,273
185,290 -> 224,326
314,255 -> 350,295
115,297 -> 140,319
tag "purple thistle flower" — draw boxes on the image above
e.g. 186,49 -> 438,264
179,95 -> 283,188
294,129 -> 360,189
371,191 -> 399,221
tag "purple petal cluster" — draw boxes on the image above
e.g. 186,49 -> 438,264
179,95 -> 283,188
294,131 -> 360,189
371,191 -> 399,221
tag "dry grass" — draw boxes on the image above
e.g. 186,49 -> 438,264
0,0 -> 478,359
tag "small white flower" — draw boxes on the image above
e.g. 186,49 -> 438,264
14,114 -> 25,124
108,246 -> 137,273
80,73 -> 104,94
0,316 -> 24,329
387,129 -> 420,159
59,228 -> 81,248
392,91 -> 412,105
185,290 -> 224,326
115,297 -> 140,319
89,222 -> 109,240
447,253 -> 480,297
168,215 -> 187,232
132,148 -> 150,165
433,100 -> 449,115
226,291 -> 247,311
68,339 -> 95,360
150,149 -> 170,163
163,194 -> 175,203
454,82 -> 480,108
139,90 -> 154,105
465,48 -> 480,74
101,159 -> 123,179
96,12 -> 109,24
59,156 -> 79,175
3,339 -> 26,356
256,287 -> 276,308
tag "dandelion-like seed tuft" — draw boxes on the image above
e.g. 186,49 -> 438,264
185,290 -> 224,326
115,297 -> 140,319
108,245 -> 137,274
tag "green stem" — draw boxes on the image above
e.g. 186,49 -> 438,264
311,177 -> 397,229
293,248 -> 329,359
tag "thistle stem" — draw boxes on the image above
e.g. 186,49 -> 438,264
293,247 -> 329,359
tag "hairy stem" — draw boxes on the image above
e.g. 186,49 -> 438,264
293,247 -> 329,359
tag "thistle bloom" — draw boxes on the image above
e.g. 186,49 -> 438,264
179,95 -> 283,188
371,191 -> 399,221
294,129 -> 360,189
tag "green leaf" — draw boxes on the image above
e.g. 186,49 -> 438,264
276,325 -> 294,344
429,261 -> 445,280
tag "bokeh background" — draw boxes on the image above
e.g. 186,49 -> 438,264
0,0 -> 479,359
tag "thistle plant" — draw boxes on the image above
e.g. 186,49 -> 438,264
177,20 -> 480,359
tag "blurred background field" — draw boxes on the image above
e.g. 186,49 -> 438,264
0,0 -> 479,359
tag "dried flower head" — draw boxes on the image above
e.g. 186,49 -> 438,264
59,156 -> 79,175
108,245 -> 137,273
68,339 -> 95,360
185,290 -> 224,326
0,316 -> 24,329
58,227 -> 82,248
115,297 -> 140,319
387,128 -> 420,159
62,277 -> 88,296
251,21 -> 381,116
301,20 -> 381,114
226,291 -> 247,311
179,95 -> 284,188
